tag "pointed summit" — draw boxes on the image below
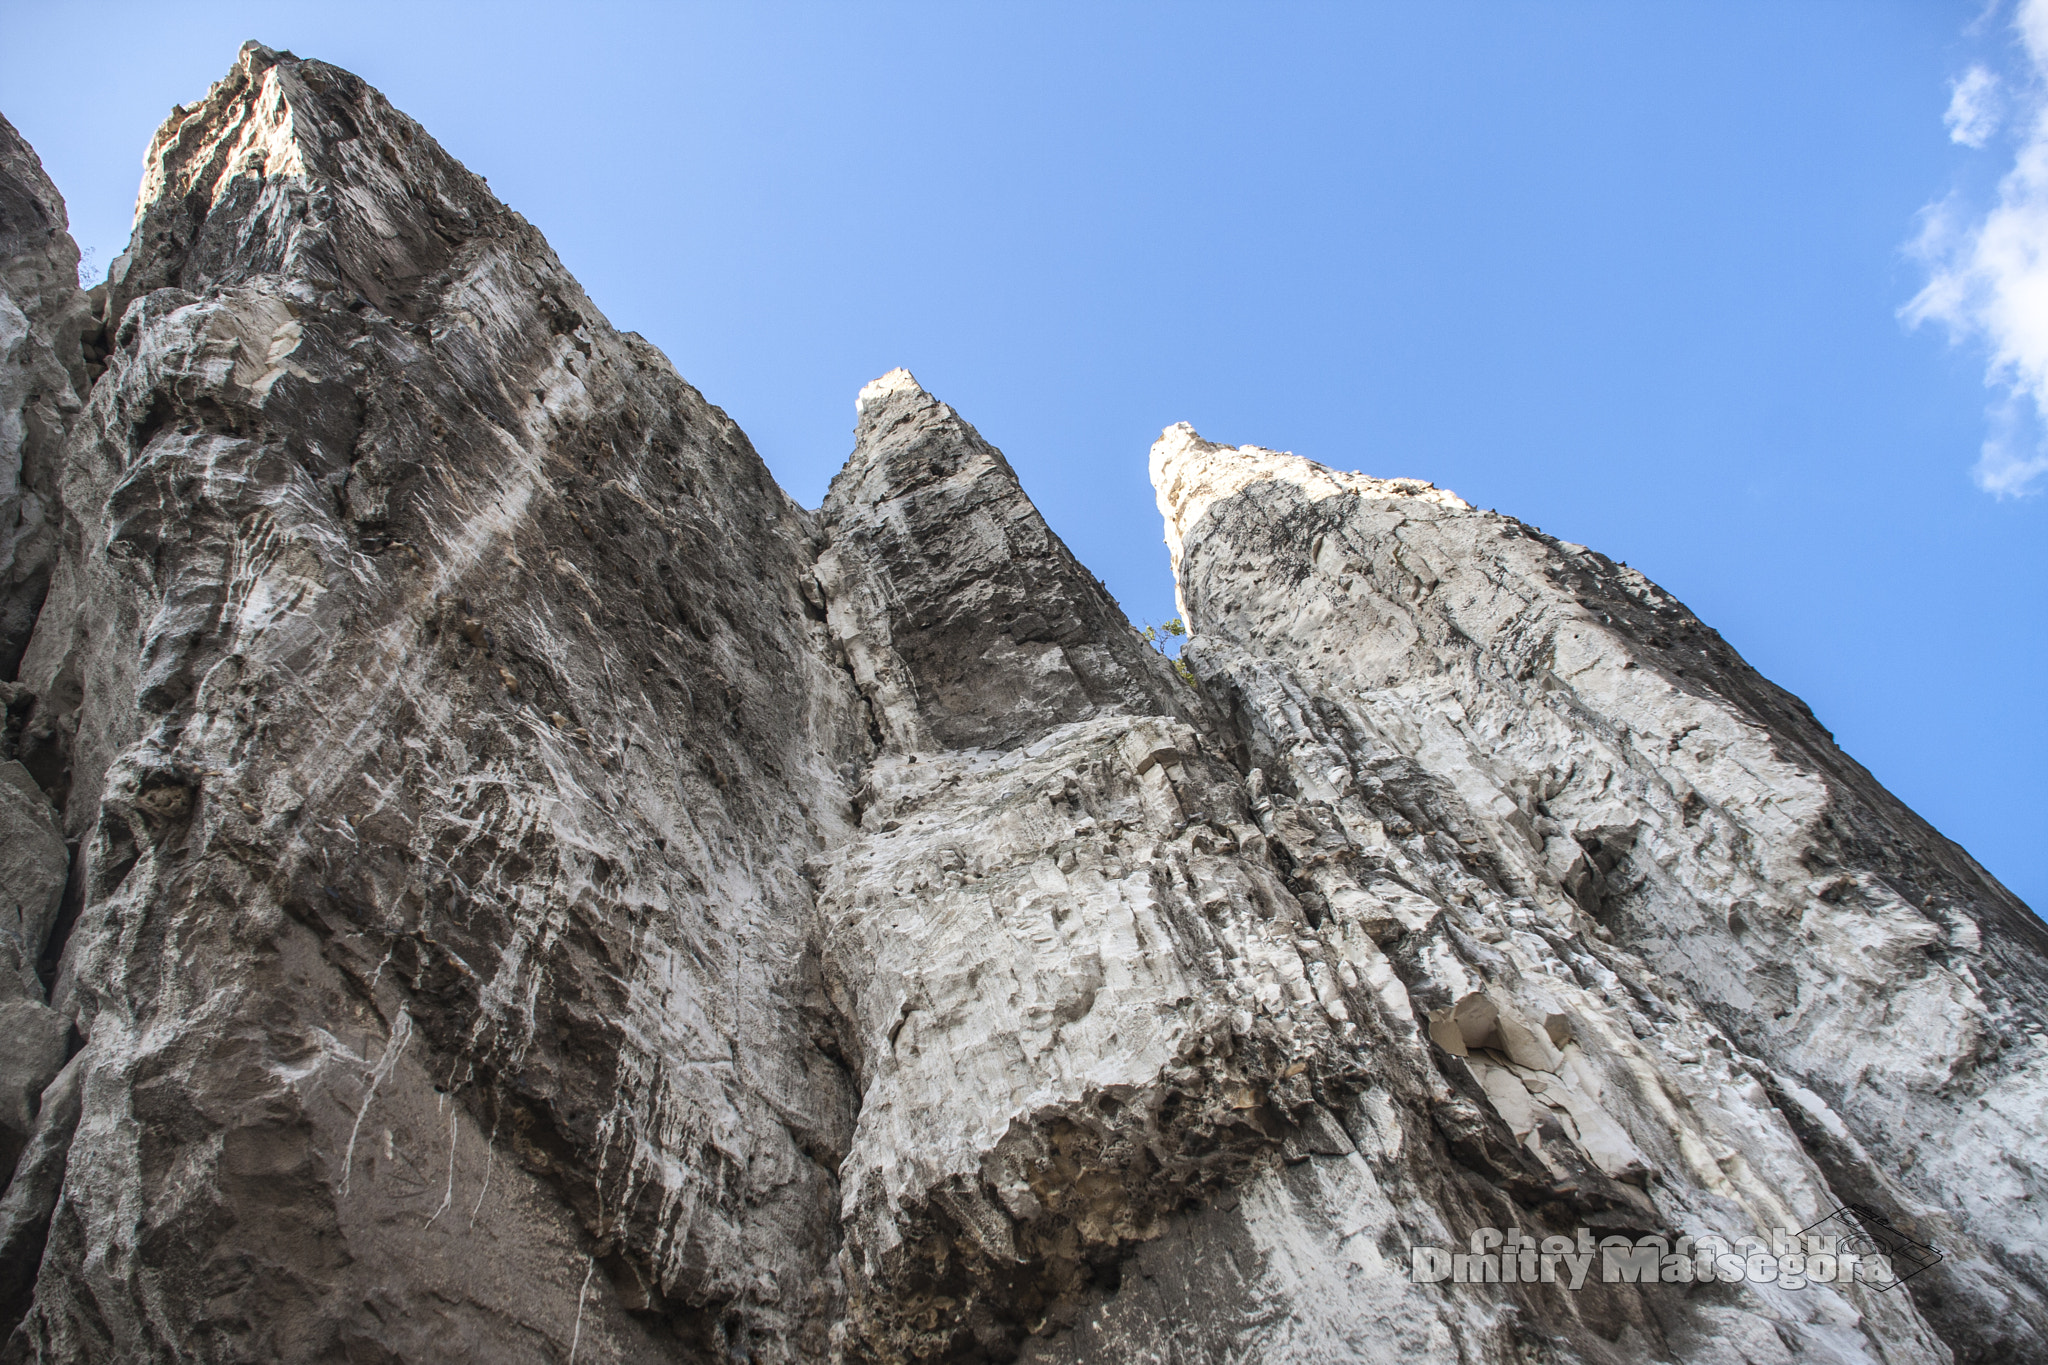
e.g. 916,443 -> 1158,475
819,375 -> 1204,751
108,42 -> 512,324
854,365 -> 923,417
1150,422 -> 1465,621
8,44 -> 875,1361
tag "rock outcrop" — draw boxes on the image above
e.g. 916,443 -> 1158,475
0,114 -> 92,1333
0,41 -> 2042,1365
5,45 -> 872,1363
0,113 -> 93,681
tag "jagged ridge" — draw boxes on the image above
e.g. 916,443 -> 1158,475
0,41 -> 2040,1365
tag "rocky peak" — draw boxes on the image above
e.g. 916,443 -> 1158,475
1162,418 -> 2048,1362
0,44 -> 2042,1365
819,369 -> 1201,754
109,41 -> 507,327
853,365 -> 924,419
1151,421 -> 1470,621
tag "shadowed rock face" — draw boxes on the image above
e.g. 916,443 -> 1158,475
0,42 -> 2042,1365
0,112 -> 92,680
0,115 -> 91,1337
816,369 -> 1205,755
5,43 -> 872,1363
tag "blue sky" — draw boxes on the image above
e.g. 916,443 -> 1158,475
4,2 -> 2043,910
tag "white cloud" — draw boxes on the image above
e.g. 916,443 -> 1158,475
1908,0 -> 2048,495
1974,390 -> 2048,493
1946,65 -> 2002,146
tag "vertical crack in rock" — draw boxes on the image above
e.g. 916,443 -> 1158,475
0,110 -> 92,1347
0,42 -> 2042,1365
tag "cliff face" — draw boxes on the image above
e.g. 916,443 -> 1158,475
4,46 -> 872,1362
1141,429 -> 2048,1364
0,112 -> 94,1332
0,114 -> 91,682
0,43 -> 2043,1365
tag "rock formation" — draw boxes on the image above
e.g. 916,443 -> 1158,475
0,113 -> 92,681
0,41 -> 2042,1365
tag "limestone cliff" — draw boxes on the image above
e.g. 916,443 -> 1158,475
0,42 -> 2042,1365
5,45 -> 871,1362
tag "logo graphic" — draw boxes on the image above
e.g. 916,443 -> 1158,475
1407,1206 -> 1941,1292
1804,1204 -> 1943,1292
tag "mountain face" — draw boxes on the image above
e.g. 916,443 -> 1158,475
0,43 -> 2042,1365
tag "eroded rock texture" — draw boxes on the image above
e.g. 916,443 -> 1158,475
0,112 -> 93,680
1126,426 -> 2048,1364
0,112 -> 92,1338
0,40 -> 2042,1365
6,44 -> 871,1363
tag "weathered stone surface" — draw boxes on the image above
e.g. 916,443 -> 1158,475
0,758 -> 66,988
816,369 -> 1204,754
0,114 -> 86,1314
0,41 -> 2042,1365
0,751 -> 75,1246
1140,423 -> 2048,1363
6,44 -> 871,1362
0,1051 -> 83,1334
812,376 -> 1301,1357
0,113 -> 92,679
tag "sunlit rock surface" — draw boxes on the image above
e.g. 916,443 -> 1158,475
0,41 -> 2042,1365
1135,424 -> 2048,1365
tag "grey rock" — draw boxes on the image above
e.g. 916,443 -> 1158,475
0,1048 -> 83,1331
814,713 -> 1344,1357
1144,423 -> 2048,1363
0,40 -> 2039,1365
0,759 -> 69,1183
9,43 -> 870,1363
0,113 -> 92,679
816,369 -> 1206,754
0,760 -> 65,989
0,995 -> 67,1190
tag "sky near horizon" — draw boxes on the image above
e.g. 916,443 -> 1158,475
4,2 -> 2044,910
